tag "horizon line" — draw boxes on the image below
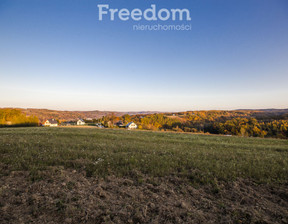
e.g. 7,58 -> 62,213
1,107 -> 288,113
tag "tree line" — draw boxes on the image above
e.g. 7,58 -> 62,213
100,111 -> 288,139
0,109 -> 39,127
1,108 -> 287,138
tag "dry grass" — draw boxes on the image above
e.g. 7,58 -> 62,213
1,127 -> 288,223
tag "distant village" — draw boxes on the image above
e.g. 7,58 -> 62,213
43,118 -> 138,129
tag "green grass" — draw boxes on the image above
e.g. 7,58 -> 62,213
0,127 -> 287,184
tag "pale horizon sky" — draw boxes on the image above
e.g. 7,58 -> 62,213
1,0 -> 288,111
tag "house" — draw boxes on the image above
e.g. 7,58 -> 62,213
44,119 -> 58,127
115,120 -> 124,127
126,122 -> 137,129
77,119 -> 85,126
96,123 -> 105,128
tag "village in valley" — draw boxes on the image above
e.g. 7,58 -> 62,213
43,118 -> 138,129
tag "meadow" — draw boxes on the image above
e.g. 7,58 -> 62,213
1,127 -> 287,183
1,127 -> 288,223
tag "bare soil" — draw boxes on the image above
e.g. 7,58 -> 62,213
1,167 -> 287,224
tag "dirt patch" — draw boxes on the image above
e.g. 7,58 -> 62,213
0,168 -> 287,224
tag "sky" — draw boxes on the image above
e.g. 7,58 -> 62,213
0,0 -> 287,111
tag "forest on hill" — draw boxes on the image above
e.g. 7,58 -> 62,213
1,108 -> 288,139
0,109 -> 39,127
99,110 -> 288,139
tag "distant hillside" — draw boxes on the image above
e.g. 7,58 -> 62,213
21,109 -> 121,122
1,107 -> 287,124
12,108 -> 160,122
235,109 -> 288,114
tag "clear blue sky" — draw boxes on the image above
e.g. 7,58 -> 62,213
0,0 -> 287,111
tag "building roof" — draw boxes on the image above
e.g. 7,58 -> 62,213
47,119 -> 58,124
115,121 -> 124,125
126,122 -> 136,127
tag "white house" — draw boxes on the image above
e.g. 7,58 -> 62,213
77,119 -> 85,126
44,119 -> 58,127
126,122 -> 137,129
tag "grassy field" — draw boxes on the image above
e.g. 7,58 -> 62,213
1,127 -> 287,183
1,127 -> 288,223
